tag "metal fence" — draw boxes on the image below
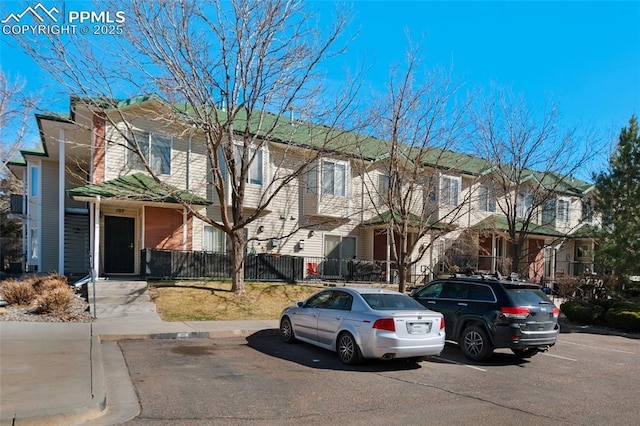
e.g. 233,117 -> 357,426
1,237 -> 23,273
141,249 -> 421,284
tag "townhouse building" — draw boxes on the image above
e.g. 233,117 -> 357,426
7,95 -> 598,287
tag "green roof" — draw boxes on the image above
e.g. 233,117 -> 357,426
472,214 -> 565,238
33,94 -> 594,194
571,224 -> 599,238
360,209 -> 453,230
67,173 -> 210,205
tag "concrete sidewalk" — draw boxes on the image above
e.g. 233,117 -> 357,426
0,279 -> 278,425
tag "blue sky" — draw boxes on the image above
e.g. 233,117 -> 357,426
1,1 -> 639,175
331,1 -> 640,137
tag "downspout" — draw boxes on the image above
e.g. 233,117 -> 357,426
186,133 -> 192,191
58,128 -> 65,274
22,169 -> 27,272
92,195 -> 101,278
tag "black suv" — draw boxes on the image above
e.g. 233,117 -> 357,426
410,275 -> 559,361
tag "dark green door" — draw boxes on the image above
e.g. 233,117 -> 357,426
104,216 -> 135,274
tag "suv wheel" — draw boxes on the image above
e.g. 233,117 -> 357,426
460,325 -> 493,361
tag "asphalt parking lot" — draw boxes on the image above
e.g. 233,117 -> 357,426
120,330 -> 640,425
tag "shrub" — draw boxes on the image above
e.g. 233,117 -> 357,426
560,300 -> 604,324
33,274 -> 68,295
34,285 -> 75,314
604,305 -> 640,333
0,279 -> 36,305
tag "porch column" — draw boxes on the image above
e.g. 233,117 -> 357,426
91,196 -> 101,277
58,128 -> 65,274
491,234 -> 497,273
183,208 -> 188,251
386,231 -> 391,284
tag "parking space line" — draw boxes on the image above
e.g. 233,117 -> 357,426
561,341 -> 636,355
432,356 -> 487,372
541,353 -> 577,361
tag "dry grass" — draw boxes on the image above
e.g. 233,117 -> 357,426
150,281 -> 326,321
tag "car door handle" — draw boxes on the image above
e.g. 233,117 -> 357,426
335,315 -> 344,320
457,303 -> 468,307
427,301 -> 436,304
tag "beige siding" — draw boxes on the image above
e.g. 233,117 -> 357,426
40,161 -> 60,273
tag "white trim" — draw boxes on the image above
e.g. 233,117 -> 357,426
92,196 -> 101,277
28,160 -> 42,272
58,128 -> 65,274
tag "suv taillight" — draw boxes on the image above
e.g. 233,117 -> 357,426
501,306 -> 530,319
440,317 -> 445,330
553,307 -> 560,319
372,318 -> 395,332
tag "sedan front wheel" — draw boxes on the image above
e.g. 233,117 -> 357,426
279,317 -> 297,343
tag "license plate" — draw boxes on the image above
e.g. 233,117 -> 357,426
407,322 -> 431,334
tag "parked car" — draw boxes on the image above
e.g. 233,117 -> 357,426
279,287 -> 445,365
410,275 -> 560,361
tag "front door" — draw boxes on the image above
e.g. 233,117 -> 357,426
104,216 -> 135,274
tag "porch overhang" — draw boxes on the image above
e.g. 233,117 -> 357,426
472,215 -> 565,238
67,173 -> 211,209
569,224 -> 599,239
360,209 -> 454,231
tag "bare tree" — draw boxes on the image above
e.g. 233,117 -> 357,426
359,43 -> 469,293
469,86 -> 597,276
13,0 -> 360,292
0,72 -> 31,169
1,71 -> 36,240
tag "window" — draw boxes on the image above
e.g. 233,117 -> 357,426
441,176 -> 459,205
324,235 -> 356,259
557,199 -> 570,223
582,200 -> 594,223
304,291 -> 332,308
415,282 -> 443,299
466,284 -> 496,302
249,147 -> 263,184
204,226 -> 227,253
236,146 -> 263,185
306,163 -> 318,193
378,174 -> 399,204
378,174 -> 390,202
325,291 -> 353,311
30,166 -> 39,197
478,184 -> 496,212
542,199 -> 555,224
128,131 -> 171,175
517,192 -> 533,218
321,160 -> 346,196
424,175 -> 437,205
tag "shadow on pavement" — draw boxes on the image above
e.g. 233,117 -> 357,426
245,329 -> 423,372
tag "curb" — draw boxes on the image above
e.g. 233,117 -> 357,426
98,327 -> 279,342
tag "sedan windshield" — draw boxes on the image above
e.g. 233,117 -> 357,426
361,294 -> 426,311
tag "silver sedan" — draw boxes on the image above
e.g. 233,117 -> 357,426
279,287 -> 445,365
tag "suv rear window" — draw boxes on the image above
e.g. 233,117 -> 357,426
505,286 -> 553,306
